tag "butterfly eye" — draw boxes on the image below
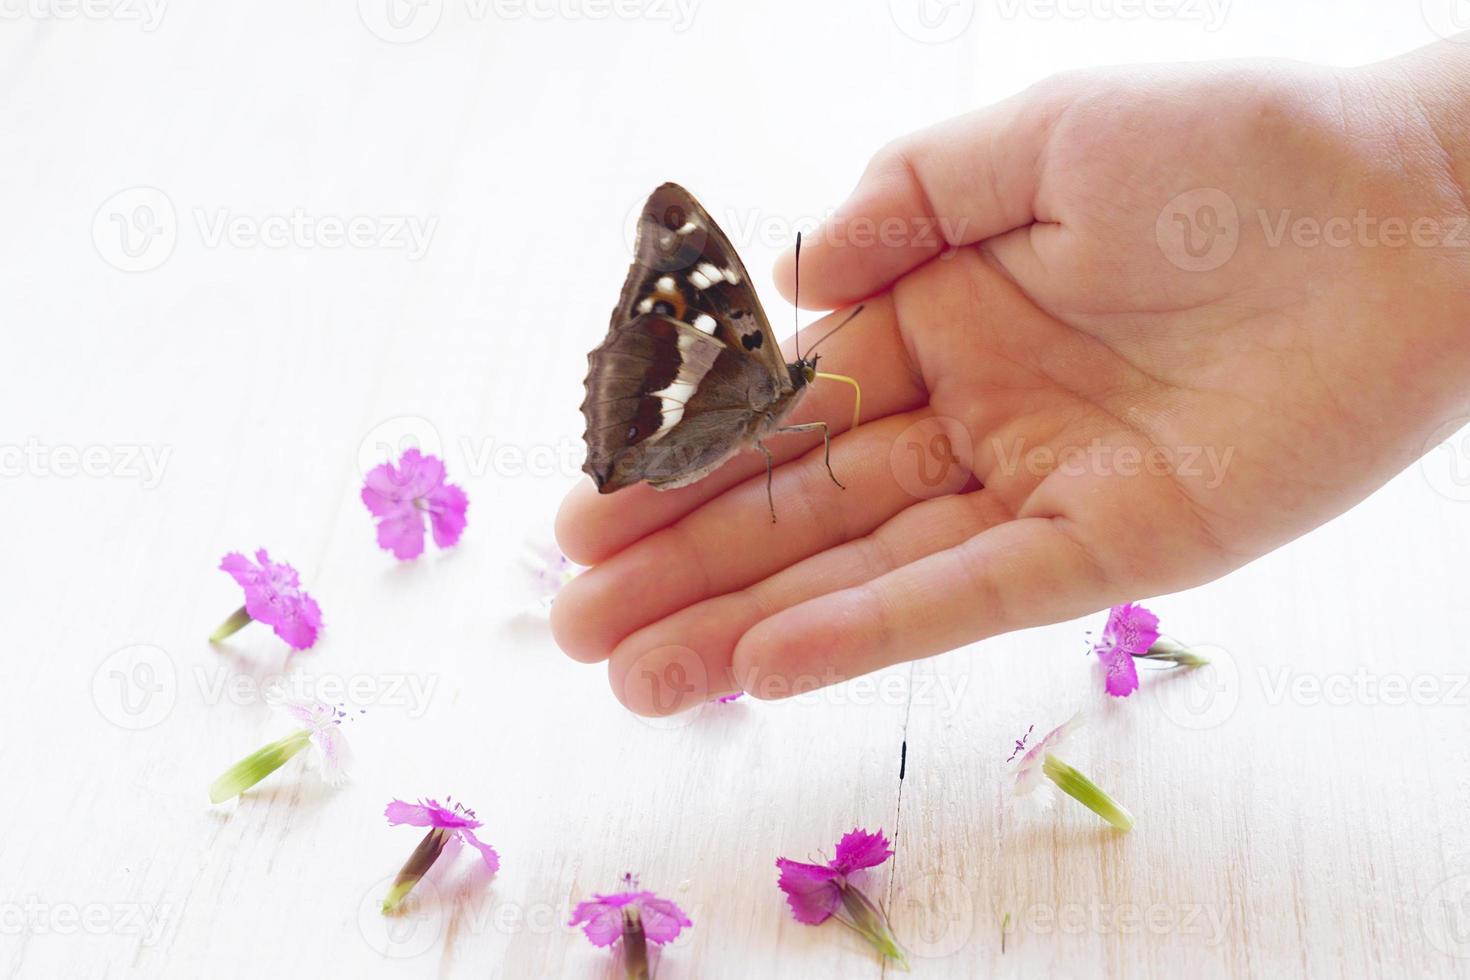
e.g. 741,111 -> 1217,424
802,365 -> 817,384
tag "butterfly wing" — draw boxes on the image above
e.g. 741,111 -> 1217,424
582,184 -> 798,493
613,182 -> 788,381
580,314 -> 778,492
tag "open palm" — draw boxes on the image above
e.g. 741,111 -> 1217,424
553,56 -> 1470,713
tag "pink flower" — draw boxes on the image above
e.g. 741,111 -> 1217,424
1092,603 -> 1160,697
213,549 -> 322,650
571,874 -> 691,977
776,829 -> 906,965
382,796 -> 499,912
361,449 -> 468,560
570,877 -> 691,948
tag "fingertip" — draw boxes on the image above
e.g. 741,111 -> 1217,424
556,479 -> 676,566
554,480 -> 604,567
549,571 -> 616,664
733,590 -> 874,700
607,641 -> 718,718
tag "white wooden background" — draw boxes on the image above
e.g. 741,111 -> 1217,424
4,2 -> 1470,977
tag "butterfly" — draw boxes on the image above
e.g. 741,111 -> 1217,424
579,182 -> 860,521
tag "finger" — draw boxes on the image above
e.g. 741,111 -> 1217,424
732,517 -> 1116,692
551,407 -> 946,664
771,82 -> 1069,311
605,490 -> 1014,715
556,293 -> 925,566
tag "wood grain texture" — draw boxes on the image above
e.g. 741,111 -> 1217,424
2,3 -> 1469,978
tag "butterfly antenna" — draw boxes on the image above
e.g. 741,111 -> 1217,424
807,304 -> 864,357
793,231 -> 803,362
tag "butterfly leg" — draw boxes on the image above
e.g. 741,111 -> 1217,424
757,440 -> 777,523
778,422 -> 845,491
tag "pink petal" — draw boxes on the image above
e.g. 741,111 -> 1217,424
384,799 -> 436,826
1103,648 -> 1140,697
426,483 -> 468,549
273,592 -> 321,650
458,828 -> 500,874
219,551 -> 256,584
398,448 -> 445,497
384,797 -> 481,828
376,510 -> 426,560
569,899 -> 626,947
361,462 -> 404,516
776,859 -> 841,925
832,828 -> 893,874
1103,603 -> 1161,656
634,894 -> 691,945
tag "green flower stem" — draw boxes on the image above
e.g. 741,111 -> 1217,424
382,827 -> 452,913
208,728 -> 312,804
1136,637 -> 1210,666
1043,754 -> 1134,831
621,905 -> 650,980
209,605 -> 253,643
836,882 -> 909,970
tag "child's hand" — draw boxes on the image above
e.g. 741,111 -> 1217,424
553,46 -> 1470,714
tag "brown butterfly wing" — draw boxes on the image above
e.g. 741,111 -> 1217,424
613,182 -> 787,380
581,184 -> 795,493
581,314 -> 769,491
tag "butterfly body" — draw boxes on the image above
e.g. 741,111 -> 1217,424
580,183 -> 833,516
